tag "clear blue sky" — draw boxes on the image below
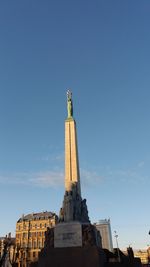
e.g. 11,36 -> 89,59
0,0 -> 150,250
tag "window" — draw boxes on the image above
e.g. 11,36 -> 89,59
23,233 -> 27,238
23,242 -> 27,248
27,252 -> 31,258
29,232 -> 32,237
38,241 -> 42,248
33,241 -> 36,249
32,232 -> 36,237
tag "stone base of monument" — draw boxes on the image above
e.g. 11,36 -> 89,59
38,246 -> 105,267
34,222 -> 105,267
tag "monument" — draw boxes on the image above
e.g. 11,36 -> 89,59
59,90 -> 90,223
36,91 -> 105,267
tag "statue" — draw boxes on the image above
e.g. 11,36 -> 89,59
0,234 -> 13,267
67,90 -> 73,118
81,199 -> 89,222
59,208 -> 64,222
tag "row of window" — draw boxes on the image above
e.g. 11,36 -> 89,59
17,222 -> 51,231
21,250 -> 40,259
16,231 -> 46,239
17,240 -> 44,249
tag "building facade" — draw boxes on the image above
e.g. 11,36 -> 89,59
0,237 -> 5,259
94,219 -> 113,251
15,211 -> 58,266
134,249 -> 150,265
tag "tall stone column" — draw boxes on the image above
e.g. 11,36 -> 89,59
65,117 -> 81,197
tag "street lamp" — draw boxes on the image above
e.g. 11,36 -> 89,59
114,231 -> 121,262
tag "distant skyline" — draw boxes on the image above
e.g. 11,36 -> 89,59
0,0 -> 150,250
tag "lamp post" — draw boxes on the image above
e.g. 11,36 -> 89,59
114,231 -> 121,262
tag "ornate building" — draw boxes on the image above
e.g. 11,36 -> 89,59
15,211 -> 58,266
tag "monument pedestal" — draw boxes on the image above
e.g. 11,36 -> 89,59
38,246 -> 105,267
34,223 -> 105,267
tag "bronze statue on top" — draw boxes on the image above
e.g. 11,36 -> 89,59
67,89 -> 73,118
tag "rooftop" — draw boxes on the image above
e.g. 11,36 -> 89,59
17,211 -> 57,222
94,219 -> 111,225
